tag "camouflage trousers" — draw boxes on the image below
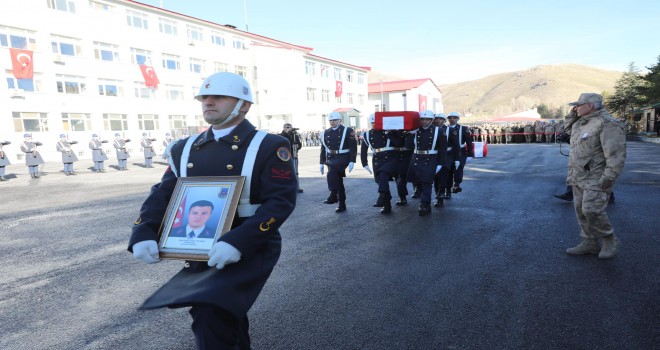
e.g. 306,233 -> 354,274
572,185 -> 614,239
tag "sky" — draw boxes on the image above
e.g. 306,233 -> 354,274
136,0 -> 660,84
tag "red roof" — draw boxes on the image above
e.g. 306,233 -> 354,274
333,108 -> 360,113
368,79 -> 432,94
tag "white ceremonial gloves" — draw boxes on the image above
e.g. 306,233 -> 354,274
454,160 -> 460,169
435,165 -> 442,174
133,240 -> 160,264
348,162 -> 354,173
320,164 -> 325,175
466,157 -> 473,163
208,241 -> 241,270
364,165 -> 373,174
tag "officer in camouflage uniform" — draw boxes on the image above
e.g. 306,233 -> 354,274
564,93 -> 626,259
320,112 -> 357,213
56,134 -> 79,175
129,72 -> 297,349
0,140 -> 11,181
20,133 -> 44,179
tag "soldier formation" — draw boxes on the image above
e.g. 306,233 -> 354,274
469,120 -> 564,144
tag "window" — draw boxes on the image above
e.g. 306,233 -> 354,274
358,94 -> 364,105
306,88 -> 316,102
169,115 -> 187,129
335,94 -> 342,104
13,112 -> 48,132
6,72 -> 42,92
164,85 -> 185,100
211,32 -> 225,46
159,18 -> 178,36
51,35 -> 82,57
357,73 -> 365,84
62,113 -> 91,132
232,37 -> 245,50
126,10 -> 149,30
189,58 -> 205,74
214,62 -> 228,73
138,114 -> 159,130
0,26 -> 37,50
234,65 -> 247,78
134,81 -> 155,99
56,75 -> 87,95
94,42 -> 120,62
162,53 -> 180,71
346,70 -> 354,83
130,47 -> 152,65
48,0 -> 76,13
320,64 -> 329,78
103,113 -> 128,131
187,24 -> 203,43
334,67 -> 342,80
321,89 -> 330,103
98,78 -> 123,97
347,93 -> 354,104
305,61 -> 316,76
90,1 -> 113,11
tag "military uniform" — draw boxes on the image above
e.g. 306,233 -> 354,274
447,123 -> 474,193
436,125 -> 462,202
389,130 -> 411,205
20,136 -> 44,179
129,120 -> 297,346
56,136 -> 79,175
141,135 -> 157,167
162,134 -> 173,160
113,135 -> 130,170
360,128 -> 399,213
279,128 -> 303,192
406,125 -> 448,215
320,124 -> 357,212
0,141 -> 11,181
89,136 -> 109,172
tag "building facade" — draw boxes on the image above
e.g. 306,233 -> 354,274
1,0 -> 369,162
367,78 -> 443,116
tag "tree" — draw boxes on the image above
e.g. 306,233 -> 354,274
604,62 -> 648,119
639,55 -> 660,104
534,103 -> 553,119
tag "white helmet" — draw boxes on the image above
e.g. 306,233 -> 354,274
448,111 -> 460,118
420,110 -> 435,119
328,112 -> 342,121
368,113 -> 375,123
195,72 -> 253,103
435,113 -> 447,120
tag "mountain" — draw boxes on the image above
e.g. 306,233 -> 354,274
437,64 -> 622,122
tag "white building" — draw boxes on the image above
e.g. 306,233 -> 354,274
368,78 -> 443,115
0,0 -> 369,162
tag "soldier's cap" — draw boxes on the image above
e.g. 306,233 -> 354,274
23,133 -> 30,138
60,134 -> 66,138
115,133 -> 121,136
568,93 -> 602,106
92,134 -> 98,137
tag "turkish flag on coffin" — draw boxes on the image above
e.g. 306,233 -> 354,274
10,48 -> 34,79
374,111 -> 421,131
139,64 -> 160,88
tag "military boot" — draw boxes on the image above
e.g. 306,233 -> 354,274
452,184 -> 462,193
0,176 -> 6,181
411,189 -> 421,199
324,192 -> 338,204
443,188 -> 451,199
553,191 -> 573,201
598,234 -> 618,259
335,201 -> 346,213
372,193 -> 385,207
395,196 -> 407,206
380,200 -> 392,214
434,196 -> 443,207
566,238 -> 600,255
418,203 -> 431,216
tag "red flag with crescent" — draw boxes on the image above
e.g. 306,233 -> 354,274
418,95 -> 427,112
335,80 -> 343,97
139,64 -> 160,88
10,48 -> 34,79
172,194 -> 187,228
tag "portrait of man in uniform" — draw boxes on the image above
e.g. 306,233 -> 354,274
169,200 -> 216,239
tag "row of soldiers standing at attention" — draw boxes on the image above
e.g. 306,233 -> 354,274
0,132 -> 176,181
469,121 -> 564,144
319,110 -> 474,216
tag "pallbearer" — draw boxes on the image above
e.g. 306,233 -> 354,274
360,114 -> 398,214
446,112 -> 474,195
320,112 -> 357,213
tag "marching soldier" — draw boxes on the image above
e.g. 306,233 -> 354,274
89,134 -> 109,172
141,133 -> 157,168
0,140 -> 11,181
434,113 -> 461,206
389,128 -> 411,206
360,114 -> 398,214
20,133 -> 44,179
406,110 -> 448,216
446,112 -> 474,195
113,133 -> 131,170
320,112 -> 357,213
162,133 -> 173,161
56,134 -> 79,176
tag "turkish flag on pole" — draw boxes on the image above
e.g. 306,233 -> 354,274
418,95 -> 427,112
139,64 -> 160,88
172,194 -> 187,228
335,80 -> 343,97
10,48 -> 34,79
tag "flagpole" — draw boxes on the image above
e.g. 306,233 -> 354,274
243,0 -> 249,32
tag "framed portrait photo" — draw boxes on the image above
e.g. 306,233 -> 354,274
157,176 -> 245,261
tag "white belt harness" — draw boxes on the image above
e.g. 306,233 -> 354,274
321,127 -> 349,157
175,131 -> 268,217
363,130 -> 391,153
414,126 -> 439,154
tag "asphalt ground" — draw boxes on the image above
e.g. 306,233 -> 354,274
0,141 -> 658,350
